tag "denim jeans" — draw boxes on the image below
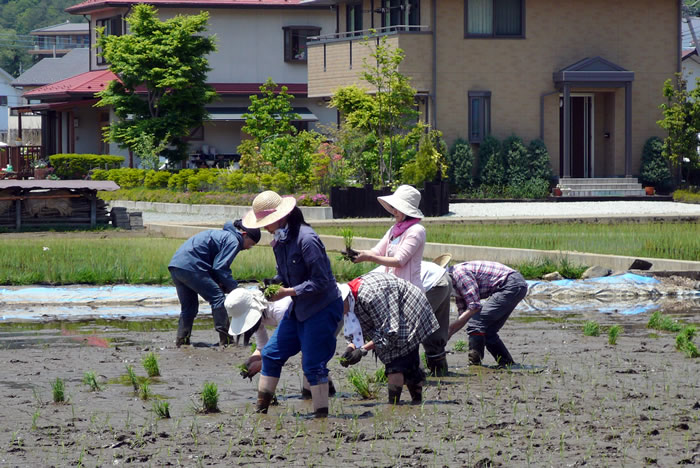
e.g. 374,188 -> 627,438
169,266 -> 230,338
260,297 -> 343,386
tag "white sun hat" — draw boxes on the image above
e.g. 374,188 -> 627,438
377,184 -> 424,219
242,190 -> 297,229
226,288 -> 267,336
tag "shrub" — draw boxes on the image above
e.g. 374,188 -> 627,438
104,168 -> 146,189
271,172 -> 293,193
167,169 -> 197,191
49,154 -> 124,179
447,138 -> 474,192
90,169 -> 109,181
503,135 -> 530,187
144,170 -> 172,189
504,177 -> 551,199
187,169 -> 219,192
400,132 -> 448,186
640,136 -> 674,193
527,139 -> 553,181
478,136 -> 504,186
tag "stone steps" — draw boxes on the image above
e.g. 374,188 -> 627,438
557,178 -> 646,197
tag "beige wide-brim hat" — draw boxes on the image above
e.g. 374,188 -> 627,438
242,190 -> 297,229
377,184 -> 424,219
225,288 -> 267,336
432,253 -> 452,268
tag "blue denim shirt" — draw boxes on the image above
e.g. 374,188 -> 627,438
168,221 -> 242,293
273,224 -> 340,322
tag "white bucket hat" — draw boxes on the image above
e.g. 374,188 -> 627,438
377,185 -> 424,219
242,190 -> 297,229
226,288 -> 267,336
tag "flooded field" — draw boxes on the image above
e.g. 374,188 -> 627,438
0,281 -> 698,466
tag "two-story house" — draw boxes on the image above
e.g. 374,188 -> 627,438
16,0 -> 336,167
29,22 -> 90,60
305,0 -> 680,184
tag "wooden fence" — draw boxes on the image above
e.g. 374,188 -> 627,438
0,146 -> 43,179
330,180 -> 450,219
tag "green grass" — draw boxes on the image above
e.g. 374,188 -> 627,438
647,311 -> 683,333
317,221 -> 700,261
583,321 -> 600,337
607,325 -> 622,345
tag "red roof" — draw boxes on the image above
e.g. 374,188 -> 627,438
682,48 -> 698,60
66,0 -> 314,14
23,69 -> 307,99
23,69 -> 117,99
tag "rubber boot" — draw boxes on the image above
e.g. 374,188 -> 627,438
426,355 -> 449,377
301,388 -> 312,400
256,390 -> 275,414
387,384 -> 402,405
486,338 -> 515,368
176,315 -> 193,347
468,334 -> 486,365
314,407 -> 329,419
219,331 -> 234,347
406,382 -> 423,405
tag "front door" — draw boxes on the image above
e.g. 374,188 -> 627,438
559,95 -> 593,178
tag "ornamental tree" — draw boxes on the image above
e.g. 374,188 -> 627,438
95,4 -> 217,163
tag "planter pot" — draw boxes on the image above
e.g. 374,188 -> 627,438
552,187 -> 563,197
645,186 -> 655,196
34,167 -> 53,180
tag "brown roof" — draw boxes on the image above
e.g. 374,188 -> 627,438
0,180 -> 120,191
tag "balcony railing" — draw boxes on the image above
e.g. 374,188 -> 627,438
308,24 -> 430,44
0,146 -> 43,180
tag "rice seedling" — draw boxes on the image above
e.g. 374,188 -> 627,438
453,340 -> 467,352
347,368 -> 376,399
263,283 -> 282,300
139,381 -> 152,400
675,326 -> 699,358
608,325 -> 622,345
250,342 -> 257,354
371,367 -> 387,384
82,371 -> 101,391
153,400 -> 170,419
201,381 -> 220,412
142,352 -> 160,377
31,410 -> 40,430
647,311 -> 683,332
125,364 -> 139,391
583,321 -> 600,337
51,377 -> 65,403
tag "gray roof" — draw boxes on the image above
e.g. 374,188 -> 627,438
11,48 -> 89,87
31,22 -> 89,35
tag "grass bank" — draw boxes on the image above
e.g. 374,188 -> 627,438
317,221 -> 700,261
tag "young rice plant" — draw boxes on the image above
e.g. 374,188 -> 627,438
607,325 -> 622,345
142,352 -> 160,377
202,381 -> 219,412
82,371 -> 101,392
51,377 -> 65,403
583,321 -> 600,337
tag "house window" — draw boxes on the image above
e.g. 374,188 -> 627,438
465,0 -> 523,38
283,26 -> 321,63
346,3 -> 363,36
468,91 -> 491,143
96,15 -> 123,65
381,0 -> 420,31
0,96 -> 7,106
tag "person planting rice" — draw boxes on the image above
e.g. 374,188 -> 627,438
243,191 -> 342,419
339,272 -> 439,405
168,220 -> 261,347
225,287 -> 336,398
447,261 -> 529,367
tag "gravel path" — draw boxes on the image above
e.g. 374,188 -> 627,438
141,200 -> 700,225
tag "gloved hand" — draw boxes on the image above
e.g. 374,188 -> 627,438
340,346 -> 367,367
240,354 -> 262,380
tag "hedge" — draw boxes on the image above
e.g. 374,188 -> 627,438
49,154 -> 124,179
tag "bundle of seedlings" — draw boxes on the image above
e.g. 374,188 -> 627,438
340,228 -> 358,261
347,368 -> 378,399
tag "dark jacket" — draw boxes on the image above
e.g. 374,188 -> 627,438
168,221 -> 242,293
273,224 -> 340,321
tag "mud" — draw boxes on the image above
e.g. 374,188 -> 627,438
0,303 -> 698,467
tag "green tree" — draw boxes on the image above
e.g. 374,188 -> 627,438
0,29 -> 32,77
330,34 -> 420,185
640,136 -> 674,193
447,138 -> 474,192
95,4 -> 217,163
240,78 -> 300,146
657,73 -> 700,185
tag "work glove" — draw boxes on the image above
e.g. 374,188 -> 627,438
340,346 -> 367,367
240,354 -> 262,380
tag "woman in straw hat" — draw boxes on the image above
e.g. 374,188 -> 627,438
352,185 -> 426,291
243,191 -> 342,418
168,219 -> 261,347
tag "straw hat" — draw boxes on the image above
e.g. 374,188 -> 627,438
242,190 -> 297,229
432,253 -> 452,268
226,288 -> 267,336
377,185 -> 424,219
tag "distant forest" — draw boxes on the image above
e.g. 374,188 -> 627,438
0,0 -> 85,77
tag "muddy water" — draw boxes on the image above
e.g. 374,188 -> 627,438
0,280 -> 698,466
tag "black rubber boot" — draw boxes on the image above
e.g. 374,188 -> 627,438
219,331 -> 233,347
406,383 -> 423,405
301,388 -> 312,400
328,379 -> 336,397
426,355 -> 449,377
256,390 -> 275,414
176,316 -> 193,347
387,384 -> 402,405
314,407 -> 329,419
486,338 -> 515,368
468,334 -> 486,365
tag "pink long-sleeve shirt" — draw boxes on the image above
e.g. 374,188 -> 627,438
371,223 -> 426,291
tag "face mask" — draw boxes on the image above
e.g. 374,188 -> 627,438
273,226 -> 289,243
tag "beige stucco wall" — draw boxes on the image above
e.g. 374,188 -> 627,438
434,0 -> 678,177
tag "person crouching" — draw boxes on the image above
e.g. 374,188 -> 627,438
339,272 -> 438,405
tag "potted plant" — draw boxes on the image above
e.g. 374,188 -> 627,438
33,160 -> 53,180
